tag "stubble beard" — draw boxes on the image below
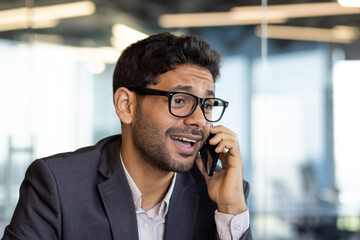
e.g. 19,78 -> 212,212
132,105 -> 195,173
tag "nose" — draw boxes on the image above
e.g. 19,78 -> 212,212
183,104 -> 207,129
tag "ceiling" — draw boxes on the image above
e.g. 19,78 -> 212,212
0,0 -> 359,47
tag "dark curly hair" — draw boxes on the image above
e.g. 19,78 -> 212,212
112,32 -> 221,95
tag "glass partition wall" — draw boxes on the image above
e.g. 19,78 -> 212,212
0,0 -> 123,232
1,1 -> 360,239
253,1 -> 360,239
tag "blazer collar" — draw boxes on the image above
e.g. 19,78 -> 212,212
97,135 -> 139,240
96,135 -> 200,240
164,170 -> 199,240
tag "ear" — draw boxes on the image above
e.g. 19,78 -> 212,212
114,87 -> 137,125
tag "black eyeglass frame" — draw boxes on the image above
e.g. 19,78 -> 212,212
128,87 -> 229,122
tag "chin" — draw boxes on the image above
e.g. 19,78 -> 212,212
172,163 -> 194,173
170,155 -> 196,173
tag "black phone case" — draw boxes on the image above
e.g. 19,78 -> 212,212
200,133 -> 220,176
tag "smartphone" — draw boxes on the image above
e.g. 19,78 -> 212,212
199,133 -> 220,176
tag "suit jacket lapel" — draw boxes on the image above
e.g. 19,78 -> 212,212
97,136 -> 139,240
164,172 -> 199,240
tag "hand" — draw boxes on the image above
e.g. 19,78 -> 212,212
196,125 -> 247,215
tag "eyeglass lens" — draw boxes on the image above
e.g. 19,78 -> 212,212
170,93 -> 225,121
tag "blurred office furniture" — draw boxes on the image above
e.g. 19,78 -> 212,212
289,163 -> 357,240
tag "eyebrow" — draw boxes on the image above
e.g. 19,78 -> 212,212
170,85 -> 215,97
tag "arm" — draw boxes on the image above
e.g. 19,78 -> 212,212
196,125 -> 252,240
2,159 -> 61,240
214,181 -> 252,240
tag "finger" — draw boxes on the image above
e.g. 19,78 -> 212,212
218,150 -> 229,168
208,130 -> 237,146
210,125 -> 226,133
215,141 -> 227,153
212,135 -> 238,153
210,125 -> 237,137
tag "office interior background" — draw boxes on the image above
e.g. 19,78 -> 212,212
0,0 -> 360,239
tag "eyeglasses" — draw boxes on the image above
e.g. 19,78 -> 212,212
129,87 -> 229,122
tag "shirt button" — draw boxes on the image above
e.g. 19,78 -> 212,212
143,222 -> 148,228
234,225 -> 241,231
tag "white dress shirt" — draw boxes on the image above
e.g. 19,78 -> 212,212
120,155 -> 249,240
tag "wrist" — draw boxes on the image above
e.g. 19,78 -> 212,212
218,203 -> 247,215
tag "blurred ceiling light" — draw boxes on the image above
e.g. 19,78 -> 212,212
255,25 -> 360,44
111,24 -> 148,50
232,2 -> 360,19
0,1 -> 95,32
159,2 -> 360,28
333,25 -> 360,41
110,36 -> 128,52
338,0 -> 360,7
20,33 -> 64,44
0,19 -> 59,31
158,12 -> 286,28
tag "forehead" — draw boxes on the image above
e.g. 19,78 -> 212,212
153,64 -> 215,95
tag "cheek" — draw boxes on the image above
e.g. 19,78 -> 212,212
141,99 -> 179,126
142,98 -> 169,117
203,124 -> 211,137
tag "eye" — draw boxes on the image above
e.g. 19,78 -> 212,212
173,98 -> 185,104
203,99 -> 216,111
171,96 -> 188,108
204,103 -> 213,110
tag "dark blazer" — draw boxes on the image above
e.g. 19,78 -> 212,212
2,135 -> 252,240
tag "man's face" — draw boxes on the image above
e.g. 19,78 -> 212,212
132,64 -> 214,173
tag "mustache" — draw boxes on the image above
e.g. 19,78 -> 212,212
165,127 -> 205,140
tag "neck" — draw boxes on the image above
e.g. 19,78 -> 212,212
121,135 -> 174,211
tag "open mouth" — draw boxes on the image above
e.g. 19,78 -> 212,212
170,134 -> 202,155
171,136 -> 197,147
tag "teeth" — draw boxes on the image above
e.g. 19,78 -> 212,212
171,136 -> 197,143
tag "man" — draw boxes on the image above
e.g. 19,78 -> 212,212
2,32 -> 252,239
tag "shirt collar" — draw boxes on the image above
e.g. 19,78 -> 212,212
120,153 -> 176,218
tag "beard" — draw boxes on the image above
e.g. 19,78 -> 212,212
132,104 -> 203,173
